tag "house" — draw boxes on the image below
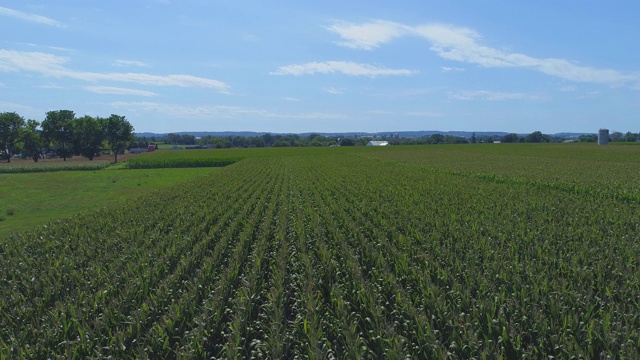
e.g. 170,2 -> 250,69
366,141 -> 389,146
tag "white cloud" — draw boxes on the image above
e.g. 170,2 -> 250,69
113,60 -> 149,67
449,90 -> 538,101
577,91 -> 602,99
111,101 -> 346,120
112,102 -> 267,118
442,66 -> 465,72
91,73 -> 228,89
0,6 -> 65,27
85,86 -> 157,97
287,112 -> 347,120
0,50 -> 230,91
405,111 -> 442,117
365,87 -> 431,99
35,84 -> 64,89
369,110 -> 442,117
324,87 -> 344,94
0,101 -> 42,117
15,42 -> 76,53
48,46 -> 76,53
327,20 -> 640,87
560,85 -> 576,92
272,61 -> 416,78
282,97 -> 300,102
0,50 -> 66,72
325,20 -> 410,50
368,110 -> 393,115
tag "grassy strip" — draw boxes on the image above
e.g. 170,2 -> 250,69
0,167 -> 219,238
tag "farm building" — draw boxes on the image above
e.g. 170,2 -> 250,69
366,141 -> 389,146
598,129 -> 609,145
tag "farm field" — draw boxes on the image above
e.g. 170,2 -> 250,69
1,144 -> 639,358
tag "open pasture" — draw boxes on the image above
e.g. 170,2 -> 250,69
1,143 -> 639,358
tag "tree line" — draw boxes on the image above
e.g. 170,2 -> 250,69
0,110 -> 135,163
138,130 -> 638,149
481,131 -> 639,144
137,133 -> 470,148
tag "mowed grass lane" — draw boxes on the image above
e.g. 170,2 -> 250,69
0,168 -> 218,238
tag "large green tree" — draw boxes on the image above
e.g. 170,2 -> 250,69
502,133 -> 520,143
427,133 -> 445,144
101,114 -> 135,163
0,111 -> 26,162
41,110 -> 75,161
73,116 -> 104,160
621,131 -> 638,142
21,119 -> 43,162
525,131 -> 546,143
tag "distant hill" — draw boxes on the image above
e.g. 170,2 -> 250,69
136,130 -> 595,139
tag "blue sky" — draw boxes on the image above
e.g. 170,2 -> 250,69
1,1 -> 639,134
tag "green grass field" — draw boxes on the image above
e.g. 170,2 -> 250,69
0,167 -> 219,239
1,143 -> 639,358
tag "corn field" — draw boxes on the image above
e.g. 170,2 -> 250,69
0,161 -> 110,174
1,144 -> 639,358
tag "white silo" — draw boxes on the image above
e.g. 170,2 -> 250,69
598,129 -> 609,145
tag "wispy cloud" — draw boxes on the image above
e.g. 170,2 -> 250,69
112,59 -> 149,67
325,20 -> 410,50
577,91 -> 602,99
405,111 -> 442,117
16,42 -> 76,52
282,97 -> 300,102
365,87 -> 431,99
0,101 -> 41,117
272,61 -> 416,78
0,6 -> 65,28
449,90 -> 538,101
327,20 -> 640,87
35,84 -> 64,89
111,101 -> 346,120
85,86 -> 157,97
0,50 -> 230,91
324,87 -> 344,94
48,46 -> 76,52
442,66 -> 465,72
368,110 -> 393,115
369,110 -> 442,117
